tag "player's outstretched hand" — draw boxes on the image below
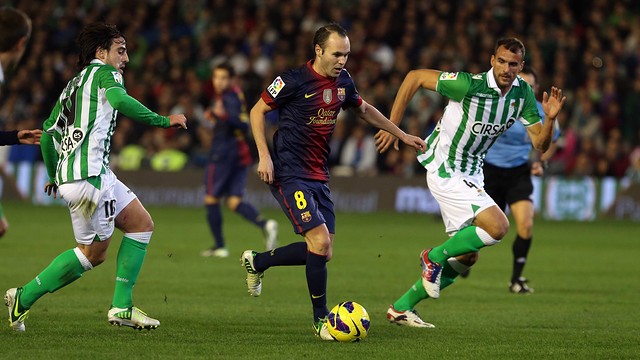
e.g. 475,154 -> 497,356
374,129 -> 399,153
542,87 -> 566,120
168,114 -> 188,129
17,129 -> 43,145
257,156 -> 275,184
401,133 -> 426,153
44,182 -> 58,199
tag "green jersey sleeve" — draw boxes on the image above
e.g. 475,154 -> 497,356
97,66 -> 170,128
520,83 -> 542,127
105,87 -> 170,127
435,72 -> 473,102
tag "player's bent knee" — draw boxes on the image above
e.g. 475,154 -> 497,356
487,220 -> 509,240
227,197 -> 242,211
306,238 -> 332,256
83,249 -> 107,267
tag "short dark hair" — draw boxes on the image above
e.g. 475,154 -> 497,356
76,23 -> 125,68
213,62 -> 234,77
313,22 -> 347,51
495,37 -> 525,58
520,65 -> 539,85
0,6 -> 31,52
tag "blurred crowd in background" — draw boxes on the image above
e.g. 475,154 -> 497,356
2,0 -> 640,180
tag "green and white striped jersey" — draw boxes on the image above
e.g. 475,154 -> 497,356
43,60 -> 125,185
417,70 -> 541,177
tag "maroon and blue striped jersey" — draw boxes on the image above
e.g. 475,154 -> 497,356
210,85 -> 252,166
261,60 -> 363,182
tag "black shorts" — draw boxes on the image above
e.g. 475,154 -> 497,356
483,162 -> 533,211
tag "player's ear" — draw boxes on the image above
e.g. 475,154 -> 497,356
315,44 -> 322,57
96,47 -> 107,61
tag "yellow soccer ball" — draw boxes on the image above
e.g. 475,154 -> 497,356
326,301 -> 370,342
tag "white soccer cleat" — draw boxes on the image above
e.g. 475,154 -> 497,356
240,250 -> 263,297
5,287 -> 29,332
108,306 -> 160,330
263,220 -> 278,251
200,247 -> 230,258
313,317 -> 335,341
386,304 -> 435,328
509,278 -> 534,294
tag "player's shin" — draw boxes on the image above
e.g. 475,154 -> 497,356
253,241 -> 307,271
111,233 -> 151,309
20,248 -> 92,309
206,204 -> 224,248
429,226 -> 499,264
393,257 -> 471,311
235,202 -> 267,228
306,251 -> 328,322
512,235 -> 532,282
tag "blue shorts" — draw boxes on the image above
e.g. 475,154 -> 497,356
205,162 -> 248,198
269,178 -> 335,235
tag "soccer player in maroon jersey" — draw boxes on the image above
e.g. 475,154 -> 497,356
240,22 -> 426,340
200,63 -> 278,258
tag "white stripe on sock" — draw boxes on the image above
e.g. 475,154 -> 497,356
446,257 -> 470,274
73,247 -> 93,270
124,231 -> 153,244
475,227 -> 500,246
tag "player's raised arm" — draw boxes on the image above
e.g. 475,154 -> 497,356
375,69 -> 441,153
249,98 -> 275,184
526,86 -> 566,152
354,100 -> 426,152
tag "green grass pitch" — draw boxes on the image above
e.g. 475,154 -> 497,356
0,201 -> 638,359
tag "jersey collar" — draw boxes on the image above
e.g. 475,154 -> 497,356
307,60 -> 336,81
90,59 -> 106,65
487,67 -> 519,95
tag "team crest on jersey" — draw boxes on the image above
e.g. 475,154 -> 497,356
72,129 -> 84,142
267,76 -> 285,97
111,71 -> 123,85
323,89 -> 332,104
337,88 -> 345,101
440,72 -> 459,80
301,211 -> 312,223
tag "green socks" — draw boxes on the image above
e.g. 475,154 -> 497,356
20,248 -> 92,309
429,226 -> 493,264
111,236 -> 148,309
393,259 -> 465,311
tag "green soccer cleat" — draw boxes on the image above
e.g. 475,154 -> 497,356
108,306 -> 160,330
4,287 -> 29,332
240,250 -> 263,297
313,317 -> 335,341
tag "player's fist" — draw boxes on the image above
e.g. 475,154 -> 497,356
169,114 -> 188,129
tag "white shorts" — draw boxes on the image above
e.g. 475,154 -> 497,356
58,169 -> 137,245
426,170 -> 497,236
